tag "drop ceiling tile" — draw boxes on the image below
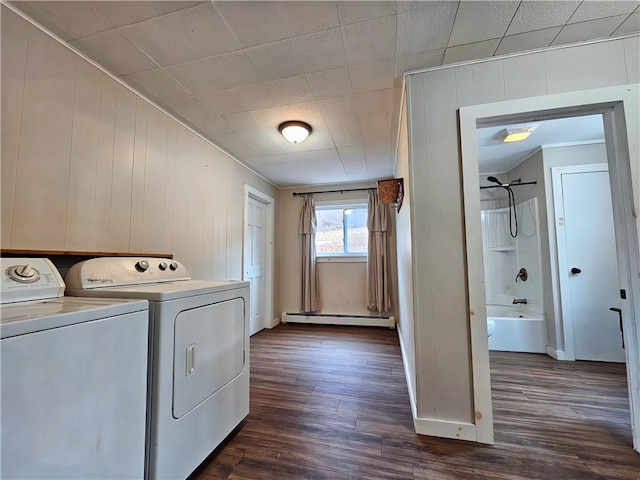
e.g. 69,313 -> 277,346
338,145 -> 368,178
11,1 -> 112,41
212,132 -> 262,160
394,49 -> 445,86
120,15 -> 195,66
349,58 -> 395,94
70,29 -> 158,76
318,97 -> 362,147
89,2 -> 160,28
162,3 -> 240,59
568,1 -> 639,24
317,96 -> 357,120
306,67 -> 353,100
230,76 -> 315,111
506,1 -> 580,35
496,27 -> 561,55
448,1 -> 519,47
396,1 -> 457,55
251,148 -> 340,167
165,51 -> 261,94
341,15 -> 397,64
443,39 -> 501,64
612,11 -> 640,36
162,96 -> 215,126
196,90 -> 247,116
337,1 -> 397,26
122,68 -> 191,101
220,111 -> 288,155
216,1 -> 340,48
353,89 -> 396,118
246,28 -> 347,80
147,1 -> 202,15
552,15 -> 629,46
197,114 -> 237,138
257,158 -> 348,187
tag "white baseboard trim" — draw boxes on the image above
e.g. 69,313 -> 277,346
397,325 -> 477,442
546,346 -> 571,360
281,313 -> 395,328
267,317 -> 280,329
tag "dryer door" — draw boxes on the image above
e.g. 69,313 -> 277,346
173,297 -> 245,418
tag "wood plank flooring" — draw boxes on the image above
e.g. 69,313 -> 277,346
191,324 -> 639,480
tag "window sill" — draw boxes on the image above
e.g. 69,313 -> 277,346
317,256 -> 367,263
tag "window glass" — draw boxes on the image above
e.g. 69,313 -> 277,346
316,204 -> 368,255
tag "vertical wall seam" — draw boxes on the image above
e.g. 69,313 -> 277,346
10,25 -> 29,248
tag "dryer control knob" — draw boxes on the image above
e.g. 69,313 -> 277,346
158,261 -> 168,271
7,264 -> 40,283
135,260 -> 150,272
169,262 -> 179,271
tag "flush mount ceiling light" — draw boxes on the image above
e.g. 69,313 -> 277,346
279,121 -> 312,144
501,124 -> 538,143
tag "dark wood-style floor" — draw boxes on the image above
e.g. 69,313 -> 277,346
191,324 -> 639,479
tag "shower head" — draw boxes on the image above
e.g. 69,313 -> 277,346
487,176 -> 502,184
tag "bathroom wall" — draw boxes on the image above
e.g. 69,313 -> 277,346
1,8 -> 280,307
399,35 -> 639,440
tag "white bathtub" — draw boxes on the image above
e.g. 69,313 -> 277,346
486,305 -> 547,353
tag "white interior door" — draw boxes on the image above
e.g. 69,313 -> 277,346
560,168 -> 625,362
245,195 -> 266,335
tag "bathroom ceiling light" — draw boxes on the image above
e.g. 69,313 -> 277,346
279,121 -> 312,144
501,125 -> 538,143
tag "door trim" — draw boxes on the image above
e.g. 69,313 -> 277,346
243,185 -> 275,332
552,163 -> 609,361
459,84 -> 640,451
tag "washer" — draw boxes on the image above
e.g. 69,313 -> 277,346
65,257 -> 250,480
1,257 -> 149,479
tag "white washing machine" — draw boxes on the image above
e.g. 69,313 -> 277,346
65,257 -> 250,480
0,257 -> 149,479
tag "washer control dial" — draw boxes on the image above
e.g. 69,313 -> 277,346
169,262 -> 179,271
135,260 -> 150,272
158,261 -> 168,271
7,264 -> 40,283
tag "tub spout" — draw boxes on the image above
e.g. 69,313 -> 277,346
512,298 -> 527,305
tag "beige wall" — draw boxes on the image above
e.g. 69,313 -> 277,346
400,35 -> 639,435
1,8 -> 279,302
278,182 -> 379,316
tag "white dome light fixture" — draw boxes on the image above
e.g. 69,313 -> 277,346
279,121 -> 312,144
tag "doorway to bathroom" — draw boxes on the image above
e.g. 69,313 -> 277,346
459,85 -> 640,452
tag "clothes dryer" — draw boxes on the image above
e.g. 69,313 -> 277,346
65,257 -> 250,479
1,257 -> 149,479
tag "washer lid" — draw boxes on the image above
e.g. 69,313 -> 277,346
0,297 -> 148,338
66,280 -> 250,302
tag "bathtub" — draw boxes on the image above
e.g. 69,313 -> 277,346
486,305 -> 547,353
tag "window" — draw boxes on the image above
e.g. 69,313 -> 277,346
315,203 -> 368,256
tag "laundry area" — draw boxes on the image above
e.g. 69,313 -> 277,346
1,1 -> 639,478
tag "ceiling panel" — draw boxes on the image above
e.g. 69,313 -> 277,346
448,1 -> 519,47
245,27 -> 348,81
506,1 -> 580,35
70,29 -> 157,76
7,0 -> 640,188
215,0 -> 340,48
396,2 -> 458,55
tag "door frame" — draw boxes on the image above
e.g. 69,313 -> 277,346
459,84 -> 640,451
552,163 -> 614,361
243,185 -> 275,331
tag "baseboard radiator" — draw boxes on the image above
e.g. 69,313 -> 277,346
281,312 -> 395,329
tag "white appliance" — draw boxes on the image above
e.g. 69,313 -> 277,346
65,257 -> 250,480
1,257 -> 149,479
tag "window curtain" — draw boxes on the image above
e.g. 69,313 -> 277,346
299,194 -> 320,312
366,190 -> 391,313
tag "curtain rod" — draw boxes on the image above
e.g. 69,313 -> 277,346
292,187 -> 375,196
480,181 -> 537,190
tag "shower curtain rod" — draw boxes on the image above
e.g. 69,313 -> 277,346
480,181 -> 537,190
292,187 -> 375,196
